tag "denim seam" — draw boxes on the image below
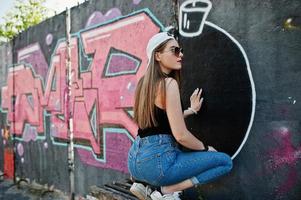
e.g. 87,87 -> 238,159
155,154 -> 164,184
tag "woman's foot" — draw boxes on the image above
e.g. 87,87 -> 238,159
150,190 -> 182,200
130,182 -> 153,200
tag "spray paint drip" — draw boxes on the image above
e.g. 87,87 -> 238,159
46,33 -> 53,45
133,0 -> 142,5
267,127 -> 301,195
17,143 -> 24,156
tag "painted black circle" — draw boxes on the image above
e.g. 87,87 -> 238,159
180,23 -> 253,156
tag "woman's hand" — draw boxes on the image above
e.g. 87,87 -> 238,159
189,88 -> 203,114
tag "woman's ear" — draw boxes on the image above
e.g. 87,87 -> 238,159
155,52 -> 161,62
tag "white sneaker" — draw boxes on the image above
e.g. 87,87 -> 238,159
150,190 -> 182,200
130,182 -> 153,200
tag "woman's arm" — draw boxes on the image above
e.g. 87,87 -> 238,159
183,109 -> 196,118
165,78 -> 207,151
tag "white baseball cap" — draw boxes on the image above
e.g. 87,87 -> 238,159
146,32 -> 175,61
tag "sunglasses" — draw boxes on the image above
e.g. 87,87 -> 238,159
171,47 -> 184,57
162,46 -> 183,57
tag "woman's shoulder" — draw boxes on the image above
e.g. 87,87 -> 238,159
164,77 -> 179,89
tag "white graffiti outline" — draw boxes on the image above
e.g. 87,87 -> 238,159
204,21 -> 256,160
179,0 -> 212,37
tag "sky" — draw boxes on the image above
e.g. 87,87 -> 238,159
0,0 -> 85,24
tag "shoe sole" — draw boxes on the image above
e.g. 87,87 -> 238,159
130,186 -> 151,200
150,193 -> 162,200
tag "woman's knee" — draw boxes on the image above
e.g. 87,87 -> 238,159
225,158 -> 233,172
214,152 -> 233,171
221,153 -> 233,172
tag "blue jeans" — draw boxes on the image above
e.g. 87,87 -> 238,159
128,134 -> 233,186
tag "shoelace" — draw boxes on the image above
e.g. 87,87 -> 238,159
145,185 -> 152,198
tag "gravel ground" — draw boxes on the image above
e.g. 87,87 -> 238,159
0,178 -> 71,200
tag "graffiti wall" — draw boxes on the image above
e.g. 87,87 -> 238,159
0,0 -> 300,199
177,0 -> 301,199
0,0 -> 176,195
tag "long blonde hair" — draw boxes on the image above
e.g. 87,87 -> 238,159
134,39 -> 181,129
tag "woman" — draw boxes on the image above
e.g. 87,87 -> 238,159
128,32 -> 233,200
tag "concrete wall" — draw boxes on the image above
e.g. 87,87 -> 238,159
0,0 -> 300,199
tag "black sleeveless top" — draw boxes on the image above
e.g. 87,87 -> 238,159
137,100 -> 185,138
138,106 -> 172,138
